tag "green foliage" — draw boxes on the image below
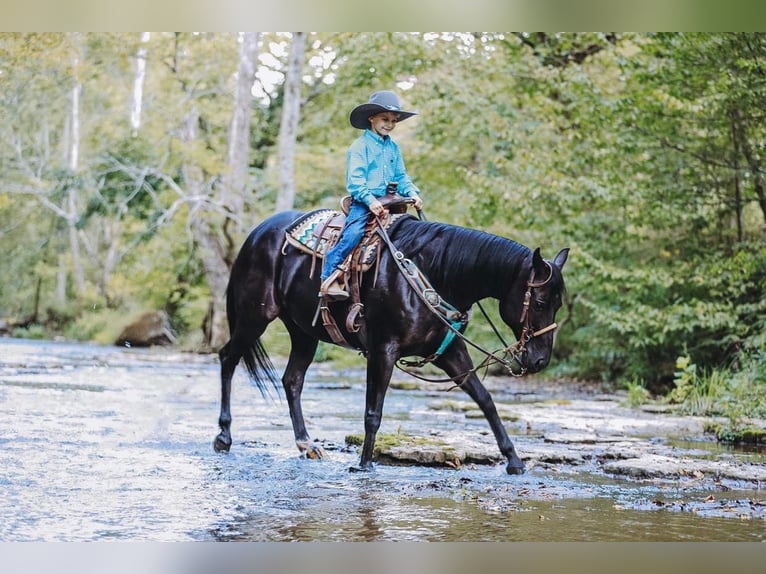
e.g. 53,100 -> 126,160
84,137 -> 165,222
623,378 -> 651,408
721,349 -> 766,425
667,356 -> 719,416
570,240 -> 766,388
11,324 -> 48,340
666,351 -> 766,438
706,422 -> 766,446
65,307 -> 133,345
2,32 -> 766,427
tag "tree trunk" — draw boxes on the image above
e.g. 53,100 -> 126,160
274,32 -> 306,213
130,32 -> 150,135
180,108 -> 230,349
221,32 -> 260,264
191,217 -> 231,349
167,34 -> 253,350
732,106 -> 766,227
68,39 -> 86,295
56,255 -> 67,304
729,110 -> 744,243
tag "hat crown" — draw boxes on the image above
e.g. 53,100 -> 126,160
349,90 -> 416,129
368,90 -> 402,112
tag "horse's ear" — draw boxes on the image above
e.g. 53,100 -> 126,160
532,247 -> 547,275
553,248 -> 569,270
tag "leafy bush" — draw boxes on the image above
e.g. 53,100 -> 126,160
64,307 -> 134,345
666,356 -> 728,416
565,241 -> 766,392
662,350 -> 766,441
621,378 -> 651,407
11,324 -> 48,340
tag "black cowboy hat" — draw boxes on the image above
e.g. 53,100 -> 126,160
349,90 -> 418,129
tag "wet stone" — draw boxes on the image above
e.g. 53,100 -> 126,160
345,433 -> 503,468
603,454 -> 766,482
114,310 -> 177,347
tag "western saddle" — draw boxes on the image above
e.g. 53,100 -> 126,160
282,194 -> 416,350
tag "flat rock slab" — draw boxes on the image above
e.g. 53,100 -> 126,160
365,389 -> 765,486
377,437 -> 504,468
602,454 -> 766,482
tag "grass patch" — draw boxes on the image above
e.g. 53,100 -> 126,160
704,421 -> 766,445
428,399 -> 476,413
622,378 -> 651,408
428,399 -> 520,422
390,380 -> 421,391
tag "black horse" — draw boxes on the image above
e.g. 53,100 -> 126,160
214,209 -> 568,474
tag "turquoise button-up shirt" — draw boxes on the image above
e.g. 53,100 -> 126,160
346,129 -> 420,207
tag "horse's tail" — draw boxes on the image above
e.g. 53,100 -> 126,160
225,278 -> 282,401
241,337 -> 282,400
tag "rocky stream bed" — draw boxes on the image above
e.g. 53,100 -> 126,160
1,338 -> 764,541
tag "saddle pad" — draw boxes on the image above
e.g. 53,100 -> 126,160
284,209 -> 406,271
284,209 -> 341,255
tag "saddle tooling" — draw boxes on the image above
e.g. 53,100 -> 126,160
282,196 -> 413,349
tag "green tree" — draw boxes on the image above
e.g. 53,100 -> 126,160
1,32 -> 764,411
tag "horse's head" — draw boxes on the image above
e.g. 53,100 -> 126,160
500,247 -> 569,374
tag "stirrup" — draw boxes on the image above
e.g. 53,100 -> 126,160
319,271 -> 349,300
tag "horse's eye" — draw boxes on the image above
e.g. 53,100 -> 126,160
533,299 -> 546,311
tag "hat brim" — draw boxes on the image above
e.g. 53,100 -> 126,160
349,103 -> 417,129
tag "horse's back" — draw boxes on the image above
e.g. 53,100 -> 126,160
243,210 -> 304,248
230,211 -> 300,268
227,211 -> 307,319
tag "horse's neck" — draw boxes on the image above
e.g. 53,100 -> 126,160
418,226 -> 530,309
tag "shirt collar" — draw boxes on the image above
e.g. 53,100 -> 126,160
364,129 -> 388,144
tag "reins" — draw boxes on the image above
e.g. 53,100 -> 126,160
375,213 -> 557,386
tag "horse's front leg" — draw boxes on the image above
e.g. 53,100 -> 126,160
355,344 -> 397,471
282,325 -> 325,460
434,346 -> 524,475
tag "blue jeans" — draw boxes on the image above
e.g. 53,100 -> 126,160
321,201 -> 370,280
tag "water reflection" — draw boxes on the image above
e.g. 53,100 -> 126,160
215,476 -> 766,542
209,455 -> 765,542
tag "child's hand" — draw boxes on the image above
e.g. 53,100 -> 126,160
369,200 -> 385,216
413,196 -> 423,210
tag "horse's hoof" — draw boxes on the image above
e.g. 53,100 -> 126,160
305,444 -> 327,460
296,440 -> 327,460
349,462 -> 375,473
505,459 -> 525,475
213,434 -> 232,453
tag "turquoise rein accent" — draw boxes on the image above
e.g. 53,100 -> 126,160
435,317 -> 467,357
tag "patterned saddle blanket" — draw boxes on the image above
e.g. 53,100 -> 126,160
283,209 -> 406,273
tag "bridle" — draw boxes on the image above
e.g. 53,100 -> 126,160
375,217 -> 559,382
510,262 -> 558,369
468,261 -> 557,377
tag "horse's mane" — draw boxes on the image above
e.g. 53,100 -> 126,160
391,217 -> 532,289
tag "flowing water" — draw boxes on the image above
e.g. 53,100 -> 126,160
0,338 -> 763,541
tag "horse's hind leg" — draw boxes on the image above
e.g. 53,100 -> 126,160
214,324 -> 271,453
214,339 -> 237,453
282,323 -> 324,459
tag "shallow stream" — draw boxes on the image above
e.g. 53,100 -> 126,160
0,338 -> 763,541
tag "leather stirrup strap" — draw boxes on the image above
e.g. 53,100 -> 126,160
319,301 -> 354,349
345,266 -> 364,334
